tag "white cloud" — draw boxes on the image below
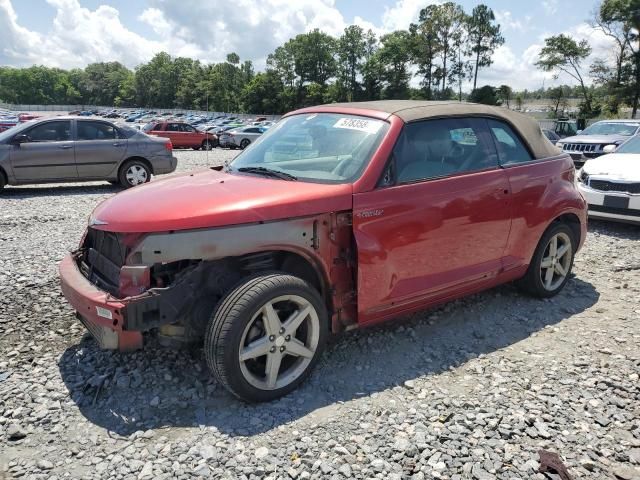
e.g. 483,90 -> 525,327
0,0 -> 623,93
494,10 -> 525,32
380,0 -> 437,32
542,0 -> 558,15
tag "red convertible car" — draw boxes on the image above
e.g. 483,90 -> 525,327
60,101 -> 587,402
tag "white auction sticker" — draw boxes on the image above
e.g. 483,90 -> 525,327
96,306 -> 113,320
333,117 -> 382,134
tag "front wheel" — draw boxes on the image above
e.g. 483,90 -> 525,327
202,140 -> 214,150
205,273 -> 328,402
118,159 -> 151,188
517,222 -> 576,298
240,139 -> 250,149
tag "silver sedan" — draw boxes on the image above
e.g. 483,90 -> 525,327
0,117 -> 177,190
218,126 -> 267,149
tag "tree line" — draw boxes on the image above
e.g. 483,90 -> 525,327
0,0 -> 637,117
0,2 -> 505,114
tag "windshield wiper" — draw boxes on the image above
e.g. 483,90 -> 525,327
236,166 -> 298,181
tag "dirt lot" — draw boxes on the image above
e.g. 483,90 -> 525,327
1,149 -> 639,480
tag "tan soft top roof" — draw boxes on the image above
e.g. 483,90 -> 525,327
318,100 -> 561,159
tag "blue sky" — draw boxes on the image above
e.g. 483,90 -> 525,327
1,0 -> 611,90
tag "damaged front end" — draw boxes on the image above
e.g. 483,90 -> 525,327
61,227 -> 236,351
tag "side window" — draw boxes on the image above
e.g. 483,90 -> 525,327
181,124 -> 196,132
486,119 -> 534,165
392,117 -> 498,184
23,121 -> 71,142
77,122 -> 117,141
166,123 -> 181,132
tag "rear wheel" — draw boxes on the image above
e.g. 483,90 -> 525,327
240,139 -> 250,149
205,273 -> 327,402
517,223 -> 575,298
0,170 -> 5,190
118,159 -> 151,188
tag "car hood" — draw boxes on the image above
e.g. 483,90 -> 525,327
560,134 -> 630,144
582,153 -> 640,180
90,168 -> 353,233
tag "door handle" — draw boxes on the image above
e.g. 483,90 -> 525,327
58,145 -> 72,149
112,143 -> 123,147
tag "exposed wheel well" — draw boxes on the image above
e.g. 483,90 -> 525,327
554,213 -> 581,246
121,156 -> 153,175
153,251 -> 330,345
237,251 -> 325,298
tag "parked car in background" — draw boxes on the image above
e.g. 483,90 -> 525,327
218,126 -> 267,149
542,129 -> 560,143
0,117 -> 177,190
59,101 -> 586,402
143,121 -> 216,150
577,135 -> 640,225
556,119 -> 640,168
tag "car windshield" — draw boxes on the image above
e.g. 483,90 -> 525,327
581,122 -> 639,136
227,113 -> 389,183
615,135 -> 640,154
0,121 -> 32,143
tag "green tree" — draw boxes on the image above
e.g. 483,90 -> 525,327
361,30 -> 383,100
82,62 -> 132,106
378,31 -> 412,99
431,2 -> 467,94
466,4 -> 504,91
535,34 -> 593,115
498,84 -> 512,108
598,0 -> 640,116
241,71 -> 285,114
410,5 -> 440,99
469,85 -> 500,105
337,25 -> 367,101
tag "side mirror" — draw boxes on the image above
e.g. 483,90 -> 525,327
603,144 -> 617,154
11,134 -> 29,144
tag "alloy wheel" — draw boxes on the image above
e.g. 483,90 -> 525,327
238,295 -> 320,390
539,231 -> 572,291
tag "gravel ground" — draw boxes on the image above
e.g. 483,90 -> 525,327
1,149 -> 639,480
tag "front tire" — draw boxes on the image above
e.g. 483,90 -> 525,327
202,140 -> 213,150
118,159 -> 151,188
517,222 -> 576,298
205,273 -> 328,402
240,139 -> 250,149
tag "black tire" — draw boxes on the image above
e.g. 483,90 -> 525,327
240,139 -> 250,149
517,222 -> 576,298
205,273 -> 328,402
107,180 -> 119,185
202,140 -> 213,150
118,159 -> 151,189
0,170 -> 6,190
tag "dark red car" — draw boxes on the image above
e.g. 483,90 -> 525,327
143,121 -> 216,150
60,101 -> 587,402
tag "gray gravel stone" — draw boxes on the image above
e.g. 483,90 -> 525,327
0,149 -> 639,480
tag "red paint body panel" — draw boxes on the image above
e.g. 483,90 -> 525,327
501,155 -> 587,265
59,254 -> 143,350
90,168 -> 353,233
353,168 -> 512,323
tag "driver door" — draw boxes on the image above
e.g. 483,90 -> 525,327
10,120 -> 76,182
352,117 -> 513,324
